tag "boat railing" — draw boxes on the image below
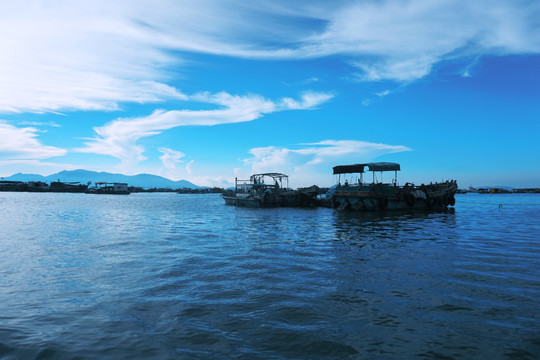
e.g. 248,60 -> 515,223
235,175 -> 287,194
338,179 -> 399,188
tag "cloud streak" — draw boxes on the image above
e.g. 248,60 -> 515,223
76,91 -> 334,167
0,122 -> 67,160
0,1 -> 186,113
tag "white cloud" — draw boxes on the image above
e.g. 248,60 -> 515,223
76,91 -> 333,168
353,57 -> 436,82
1,0 -> 538,114
17,121 -> 61,128
244,146 -> 292,174
151,0 -> 539,81
0,122 -> 67,160
159,147 -> 185,169
0,1 -> 186,113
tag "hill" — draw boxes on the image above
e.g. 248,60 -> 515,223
4,170 -> 200,189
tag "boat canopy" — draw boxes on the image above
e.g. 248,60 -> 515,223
250,173 -> 288,179
333,162 -> 401,174
249,173 -> 288,182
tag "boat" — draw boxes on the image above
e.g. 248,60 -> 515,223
27,181 -> 50,192
48,181 -> 88,193
0,180 -> 28,192
85,182 -> 130,195
221,173 -> 319,207
331,162 -> 457,211
0,180 -> 87,193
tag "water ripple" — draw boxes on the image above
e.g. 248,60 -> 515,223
0,193 -> 539,359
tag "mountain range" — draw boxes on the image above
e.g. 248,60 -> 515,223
2,170 -> 200,189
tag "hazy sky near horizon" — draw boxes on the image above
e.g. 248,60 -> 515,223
1,0 -> 539,187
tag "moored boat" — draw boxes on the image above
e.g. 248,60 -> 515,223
85,182 -> 130,195
331,162 -> 457,211
27,181 -> 49,192
0,180 -> 27,192
48,181 -> 88,193
222,173 -> 319,207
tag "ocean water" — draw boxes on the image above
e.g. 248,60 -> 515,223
0,192 -> 539,359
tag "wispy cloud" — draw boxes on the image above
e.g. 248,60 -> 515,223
17,121 -> 61,128
1,1 -> 538,113
0,122 -> 67,160
283,77 -> 321,86
243,139 -> 412,184
362,87 -> 403,107
278,92 -> 334,110
186,160 -> 195,176
303,1 -> 540,82
375,90 -> 391,98
159,147 -> 185,169
76,91 -> 334,168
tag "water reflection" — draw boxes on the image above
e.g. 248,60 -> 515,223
332,209 -> 458,247
324,209 -> 474,357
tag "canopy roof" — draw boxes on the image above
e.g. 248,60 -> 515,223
333,162 -> 401,174
250,173 -> 288,179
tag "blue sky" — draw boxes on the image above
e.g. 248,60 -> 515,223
1,0 -> 539,188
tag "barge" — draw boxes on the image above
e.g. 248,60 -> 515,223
331,162 -> 457,211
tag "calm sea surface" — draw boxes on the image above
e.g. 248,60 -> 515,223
0,192 -> 539,359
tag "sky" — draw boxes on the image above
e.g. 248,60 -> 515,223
1,0 -> 539,188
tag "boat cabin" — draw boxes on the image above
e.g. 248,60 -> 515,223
95,182 -> 129,192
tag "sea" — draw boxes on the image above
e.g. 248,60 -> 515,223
0,192 -> 539,360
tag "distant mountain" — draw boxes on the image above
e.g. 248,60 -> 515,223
4,170 -> 200,189
3,173 -> 47,182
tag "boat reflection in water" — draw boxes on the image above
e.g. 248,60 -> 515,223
331,162 -> 457,211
